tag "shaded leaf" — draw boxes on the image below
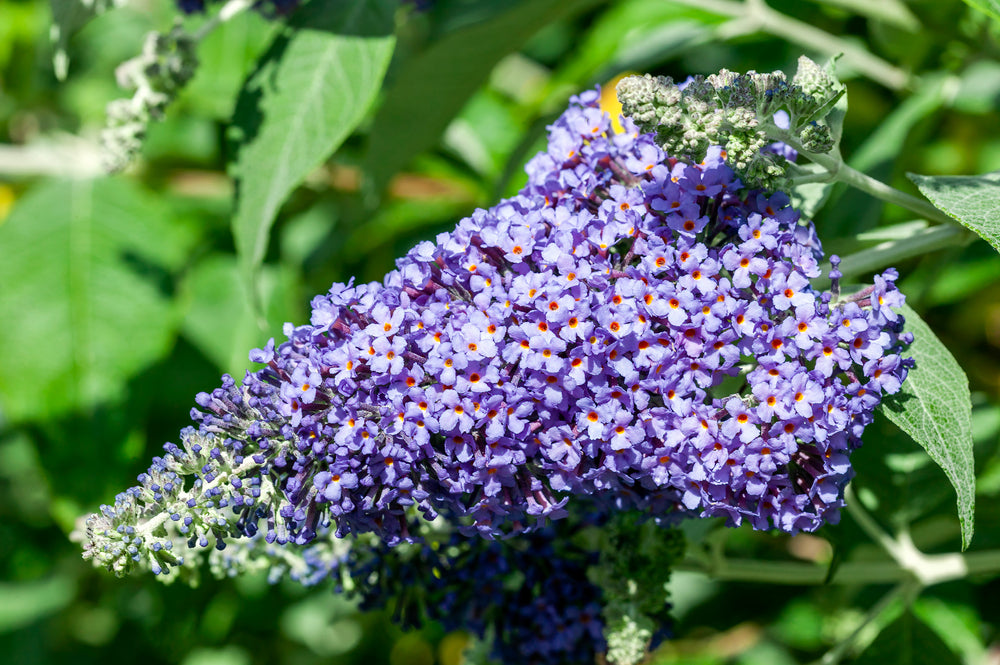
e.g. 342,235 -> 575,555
363,0 -> 605,196
180,255 -> 302,377
180,9 -> 279,120
49,0 -> 123,80
882,304 -> 975,549
0,179 -> 188,422
229,0 -> 396,289
850,76 -> 946,173
912,597 -> 987,664
854,610 -> 961,665
0,577 -> 75,633
908,171 -> 1000,254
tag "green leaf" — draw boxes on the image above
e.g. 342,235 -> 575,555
950,61 -> 1000,115
180,9 -> 279,120
363,0 -> 604,196
180,255 -> 302,377
549,0 -> 722,92
882,303 -> 975,549
0,577 -> 75,633
0,179 -> 188,422
229,0 -> 396,290
908,171 -> 1000,254
804,0 -> 921,31
49,0 -> 119,80
912,597 -> 987,664
443,90 -> 523,179
961,0 -> 1000,22
849,75 -> 946,174
854,610 -> 961,665
789,163 -> 835,218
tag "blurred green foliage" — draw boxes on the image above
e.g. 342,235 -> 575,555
2,0 -> 1000,663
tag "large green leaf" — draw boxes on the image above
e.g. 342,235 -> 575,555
49,0 -> 121,80
0,179 -> 191,422
180,255 -> 302,378
882,304 -> 975,550
854,610 -> 961,665
229,0 -> 396,288
550,0 -> 722,86
363,0 -> 605,196
908,171 -> 1000,254
961,0 -> 1000,22
181,9 -> 279,120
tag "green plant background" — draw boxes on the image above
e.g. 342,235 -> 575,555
2,0 -> 1000,663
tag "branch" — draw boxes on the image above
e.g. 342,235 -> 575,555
669,0 -> 911,90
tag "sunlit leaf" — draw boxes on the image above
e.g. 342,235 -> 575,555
180,9 -> 279,120
229,0 -> 396,294
882,304 -> 976,549
961,0 -> 1000,22
363,0 -> 604,196
180,255 -> 302,377
0,179 -> 189,422
909,171 -> 1000,254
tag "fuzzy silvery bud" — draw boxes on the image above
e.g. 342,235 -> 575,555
100,24 -> 198,172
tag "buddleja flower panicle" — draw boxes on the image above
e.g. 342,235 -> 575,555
80,86 -> 910,662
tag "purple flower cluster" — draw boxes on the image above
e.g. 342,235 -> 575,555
347,527 -> 605,665
89,88 -> 911,583
187,89 -> 910,546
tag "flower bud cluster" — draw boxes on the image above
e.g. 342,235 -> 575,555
81,88 -> 910,589
616,56 -> 844,190
102,25 -> 197,172
595,514 -> 684,664
344,525 -> 606,665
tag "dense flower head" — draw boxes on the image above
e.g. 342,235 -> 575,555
343,526 -> 605,665
81,88 -> 910,581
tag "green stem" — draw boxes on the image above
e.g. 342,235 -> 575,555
814,224 -> 971,286
790,171 -> 836,186
193,0 -> 255,42
845,486 -> 970,587
832,163 -> 954,225
780,133 -> 956,226
669,0 -> 911,90
677,556 -> 907,585
816,582 -> 913,665
845,485 -> 905,561
678,548 -> 1000,587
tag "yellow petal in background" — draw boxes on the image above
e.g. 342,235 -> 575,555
599,71 -> 635,134
0,184 -> 14,224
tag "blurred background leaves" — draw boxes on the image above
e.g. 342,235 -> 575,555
2,0 -> 1000,663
